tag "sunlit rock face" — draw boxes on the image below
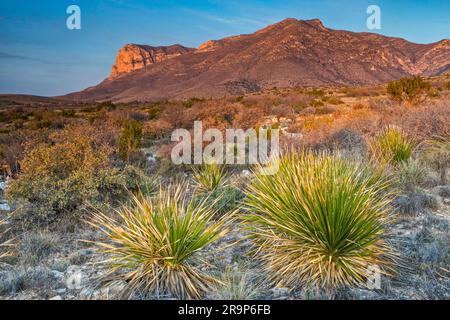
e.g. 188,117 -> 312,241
109,44 -> 194,78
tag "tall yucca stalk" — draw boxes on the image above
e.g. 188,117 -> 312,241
370,127 -> 414,164
192,162 -> 229,194
88,183 -> 231,299
244,151 -> 397,290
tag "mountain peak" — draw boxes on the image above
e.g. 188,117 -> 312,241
304,18 -> 326,30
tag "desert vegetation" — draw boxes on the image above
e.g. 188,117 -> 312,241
0,75 -> 449,300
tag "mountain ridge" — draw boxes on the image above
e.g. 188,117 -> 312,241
64,18 -> 450,102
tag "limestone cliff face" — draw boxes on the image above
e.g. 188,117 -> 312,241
109,44 -> 194,78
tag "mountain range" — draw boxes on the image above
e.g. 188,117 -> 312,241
64,18 -> 450,102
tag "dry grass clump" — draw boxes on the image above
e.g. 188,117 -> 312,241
244,151 -> 397,290
214,266 -> 261,300
419,135 -> 450,184
0,218 -> 13,260
88,183 -> 232,299
394,159 -> 426,193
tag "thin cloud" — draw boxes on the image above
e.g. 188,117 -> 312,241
0,52 -> 71,65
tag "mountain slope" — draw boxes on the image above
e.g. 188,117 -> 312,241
64,18 -> 450,102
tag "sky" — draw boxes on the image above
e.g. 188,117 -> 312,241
0,0 -> 449,96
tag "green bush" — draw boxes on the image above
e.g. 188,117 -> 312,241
244,151 -> 397,290
88,183 -> 231,299
118,119 -> 143,162
370,127 -> 414,164
387,76 -> 431,105
5,129 -> 149,226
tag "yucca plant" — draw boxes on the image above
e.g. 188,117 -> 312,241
244,151 -> 397,290
88,183 -> 232,299
419,135 -> 450,184
370,127 -> 414,164
192,162 -> 229,194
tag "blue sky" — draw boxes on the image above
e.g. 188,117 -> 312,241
0,0 -> 449,96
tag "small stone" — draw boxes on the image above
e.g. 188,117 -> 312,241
271,287 -> 290,298
50,270 -> 65,279
49,296 -> 62,300
55,288 -> 67,294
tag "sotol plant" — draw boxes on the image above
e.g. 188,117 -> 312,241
244,151 -> 397,290
370,127 -> 414,164
88,183 -> 232,299
192,162 -> 229,194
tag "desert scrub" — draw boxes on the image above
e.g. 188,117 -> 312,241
244,151 -> 397,290
88,183 -> 232,299
419,135 -> 450,184
369,127 -> 414,164
387,76 -> 431,105
5,128 -> 150,227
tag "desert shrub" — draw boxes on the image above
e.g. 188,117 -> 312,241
5,129 -> 148,226
19,231 -> 57,265
192,163 -> 229,195
369,127 -> 414,164
387,76 -> 431,105
419,135 -> 450,184
328,128 -> 368,159
326,96 -> 344,105
0,266 -> 56,296
96,101 -> 116,111
392,194 -> 423,216
61,109 -> 76,117
183,97 -> 205,109
244,151 -> 397,290
146,102 -> 166,120
394,159 -> 425,193
118,119 -> 143,162
88,183 -> 231,299
309,99 -> 325,108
